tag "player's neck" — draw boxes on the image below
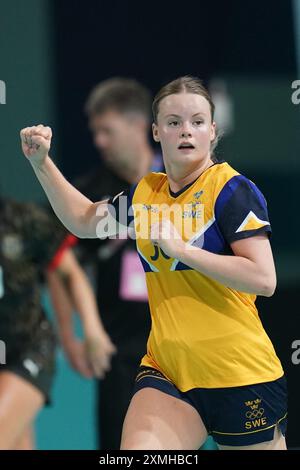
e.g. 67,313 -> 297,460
167,157 -> 214,193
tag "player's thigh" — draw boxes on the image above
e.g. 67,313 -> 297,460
218,426 -> 287,450
0,371 -> 44,449
121,387 -> 207,450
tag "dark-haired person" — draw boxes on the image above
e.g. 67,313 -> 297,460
20,75 -> 286,450
69,78 -> 161,449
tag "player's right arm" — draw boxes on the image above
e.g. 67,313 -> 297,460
20,125 -> 117,239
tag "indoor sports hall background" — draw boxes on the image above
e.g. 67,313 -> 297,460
0,0 -> 299,449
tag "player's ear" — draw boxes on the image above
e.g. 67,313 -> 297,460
210,121 -> 216,142
152,123 -> 160,142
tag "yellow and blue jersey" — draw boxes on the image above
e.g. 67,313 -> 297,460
109,162 -> 283,390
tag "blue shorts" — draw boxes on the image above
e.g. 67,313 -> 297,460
133,366 -> 287,447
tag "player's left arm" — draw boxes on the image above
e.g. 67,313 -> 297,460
47,248 -> 116,378
150,176 -> 276,296
151,224 -> 276,296
230,233 -> 276,294
179,232 -> 276,296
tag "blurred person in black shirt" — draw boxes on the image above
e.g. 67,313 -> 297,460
73,78 -> 162,449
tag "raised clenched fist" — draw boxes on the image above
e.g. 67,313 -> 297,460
20,124 -> 52,167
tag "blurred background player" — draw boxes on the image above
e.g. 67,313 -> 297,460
0,197 -> 115,449
73,78 -> 162,449
46,242 -> 116,381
